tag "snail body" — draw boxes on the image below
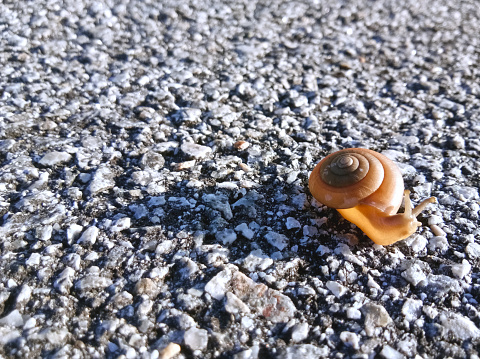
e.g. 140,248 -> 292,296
309,148 -> 436,245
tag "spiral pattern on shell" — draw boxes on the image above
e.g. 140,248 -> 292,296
309,148 -> 387,209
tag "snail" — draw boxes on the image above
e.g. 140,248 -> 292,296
308,148 -> 436,245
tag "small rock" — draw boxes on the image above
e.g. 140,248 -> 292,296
234,141 -> 250,150
242,249 -> 273,272
205,266 -> 296,323
427,236 -> 449,251
205,266 -> 235,301
110,217 -> 131,233
75,274 -> 113,294
77,226 -> 99,245
346,307 -> 362,320
0,310 -> 24,327
67,224 -> 83,243
87,166 -> 115,195
466,242 -> 480,259
36,225 -> 53,241
215,229 -> 237,245
181,142 -> 212,159
265,231 -> 288,250
362,303 -> 392,336
15,285 -> 32,305
158,343 -> 181,359
451,259 -> 471,279
339,331 -> 360,350
134,278 -> 157,296
39,151 -> 72,166
290,322 -> 309,343
130,171 -> 152,186
140,152 -> 165,170
276,344 -> 329,358
286,217 -> 301,229
233,345 -> 260,359
326,281 -> 347,298
439,312 -> 480,340
174,160 -> 196,170
235,223 -> 255,239
26,253 -> 41,266
225,292 -> 250,314
379,345 -> 405,359
54,267 -> 76,294
421,274 -> 461,297
184,327 -> 208,351
401,264 -> 426,286
0,327 -> 21,345
403,234 -> 427,252
203,193 -> 233,220
402,298 -> 423,322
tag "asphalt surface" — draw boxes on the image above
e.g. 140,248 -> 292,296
0,1 -> 479,358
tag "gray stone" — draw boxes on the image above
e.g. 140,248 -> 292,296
38,151 -> 72,166
205,266 -> 296,323
54,267 -> 76,294
362,303 -> 392,336
401,264 -> 426,286
77,226 -> 99,245
202,193 -> 233,220
290,322 -> 309,343
242,249 -> 273,272
184,327 -> 208,351
215,228 -> 237,245
326,281 -> 347,298
466,242 -> 480,259
265,231 -> 288,250
224,292 -> 250,314
379,345 -> 405,359
402,298 -> 423,322
439,312 -> 480,340
87,166 -> 115,195
0,310 -> 24,327
75,274 -> 113,294
181,142 -> 212,159
276,344 -> 329,358
110,217 -> 131,232
140,152 -> 165,170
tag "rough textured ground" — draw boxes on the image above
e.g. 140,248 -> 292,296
1,0 -> 479,358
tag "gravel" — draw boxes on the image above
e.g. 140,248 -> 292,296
1,0 -> 480,358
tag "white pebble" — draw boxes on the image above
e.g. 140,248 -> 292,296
430,224 -> 446,237
427,236 -> 449,251
181,142 -> 212,159
184,327 -> 208,351
77,226 -> 99,245
326,281 -> 347,298
346,307 -> 362,320
38,151 -> 72,166
285,217 -> 301,229
110,217 -> 131,233
339,331 -> 360,350
290,322 -> 309,343
379,345 -> 405,359
235,223 -> 254,239
401,264 -> 426,286
402,298 -> 423,322
215,229 -> 237,245
451,259 -> 471,279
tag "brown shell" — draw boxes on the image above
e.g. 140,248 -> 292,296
309,148 -> 404,213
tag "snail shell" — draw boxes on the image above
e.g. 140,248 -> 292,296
309,148 -> 404,213
309,148 -> 436,245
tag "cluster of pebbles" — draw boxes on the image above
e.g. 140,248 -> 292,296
1,0 -> 479,358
